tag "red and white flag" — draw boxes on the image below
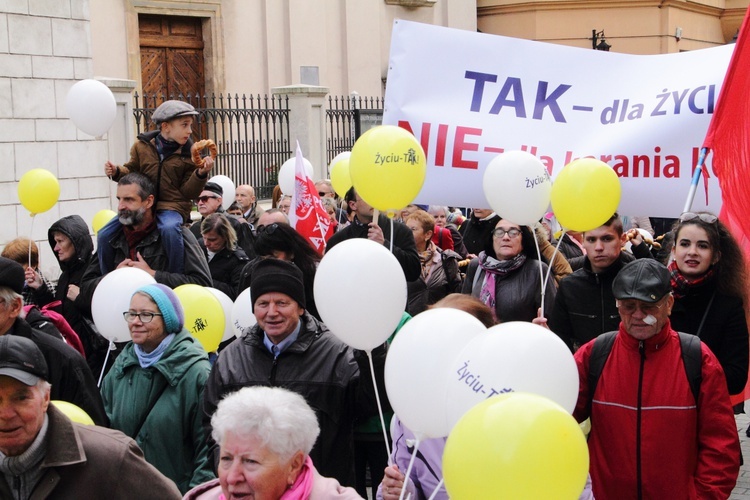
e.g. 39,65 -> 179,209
289,142 -> 334,253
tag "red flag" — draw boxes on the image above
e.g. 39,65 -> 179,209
703,6 -> 750,259
289,143 -> 334,253
701,7 -> 750,405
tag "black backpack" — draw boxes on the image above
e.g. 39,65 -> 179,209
587,330 -> 702,413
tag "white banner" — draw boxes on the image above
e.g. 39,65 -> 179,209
383,20 -> 735,217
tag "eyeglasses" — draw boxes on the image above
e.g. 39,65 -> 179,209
197,195 -> 219,203
492,228 -> 522,239
616,300 -> 667,316
679,212 -> 717,224
256,223 -> 279,235
123,311 -> 164,323
318,191 -> 330,197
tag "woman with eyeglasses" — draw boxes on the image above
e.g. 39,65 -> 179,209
101,284 -> 214,494
667,211 -> 749,398
461,219 -> 556,322
238,222 -> 322,320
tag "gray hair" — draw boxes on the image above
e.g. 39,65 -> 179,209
211,386 -> 320,461
0,288 -> 22,306
427,205 -> 450,217
320,197 -> 337,212
36,379 -> 51,398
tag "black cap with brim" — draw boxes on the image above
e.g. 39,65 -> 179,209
612,259 -> 672,303
0,336 -> 48,386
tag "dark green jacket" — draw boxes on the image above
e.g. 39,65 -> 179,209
101,331 -> 214,493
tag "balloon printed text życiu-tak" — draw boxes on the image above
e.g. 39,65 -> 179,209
349,125 -> 427,216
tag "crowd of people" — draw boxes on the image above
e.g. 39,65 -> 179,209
0,99 -> 746,499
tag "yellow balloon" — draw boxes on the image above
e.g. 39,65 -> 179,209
443,393 -> 589,499
18,169 -> 60,215
92,209 -> 117,235
329,154 -> 352,197
52,400 -> 95,425
349,125 -> 426,214
550,158 -> 621,232
174,284 -> 225,353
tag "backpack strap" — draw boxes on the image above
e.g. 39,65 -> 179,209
587,331 -> 618,415
677,332 -> 702,404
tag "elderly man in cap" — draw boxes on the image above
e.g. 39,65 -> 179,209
190,181 -> 256,258
573,259 -> 739,499
0,335 -> 181,499
101,99 -> 214,275
203,258 -> 386,488
0,257 -> 107,427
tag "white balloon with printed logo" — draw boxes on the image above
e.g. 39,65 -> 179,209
231,287 -> 256,337
483,150 -> 552,226
445,321 -> 579,429
91,267 -> 156,343
385,308 -> 486,439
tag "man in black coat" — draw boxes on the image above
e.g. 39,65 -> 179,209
190,181 -> 256,259
0,257 -> 108,426
326,187 -> 420,281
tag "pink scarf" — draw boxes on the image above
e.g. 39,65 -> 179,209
219,456 -> 315,500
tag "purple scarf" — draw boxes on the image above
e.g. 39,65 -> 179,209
477,252 -> 527,310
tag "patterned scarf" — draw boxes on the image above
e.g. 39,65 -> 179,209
668,259 -> 715,299
154,133 -> 181,162
478,252 -> 527,310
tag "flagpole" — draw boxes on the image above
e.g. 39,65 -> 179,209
682,147 -> 708,213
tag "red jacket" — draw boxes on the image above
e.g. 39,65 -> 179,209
574,321 -> 739,499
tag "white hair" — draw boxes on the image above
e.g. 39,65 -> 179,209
211,386 -> 320,461
36,379 -> 51,398
427,205 -> 449,216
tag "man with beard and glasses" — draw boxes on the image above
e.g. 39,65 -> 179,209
80,173 -> 211,314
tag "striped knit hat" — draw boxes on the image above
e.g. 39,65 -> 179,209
133,284 -> 184,333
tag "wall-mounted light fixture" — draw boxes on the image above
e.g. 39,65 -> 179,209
591,29 -> 611,51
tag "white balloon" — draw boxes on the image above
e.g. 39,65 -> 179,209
207,287 -> 235,343
385,309 -> 486,439
483,150 -> 552,226
231,287 -> 256,337
314,239 -> 407,351
208,175 -> 236,210
445,321 -> 579,429
278,156 -> 314,195
91,268 -> 156,343
65,79 -> 117,137
328,151 -> 351,170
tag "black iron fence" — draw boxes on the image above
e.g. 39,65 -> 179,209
133,92 -> 290,200
325,95 -> 383,169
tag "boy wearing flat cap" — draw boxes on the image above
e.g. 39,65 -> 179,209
99,100 -> 215,275
572,259 -> 739,499
0,335 -> 182,498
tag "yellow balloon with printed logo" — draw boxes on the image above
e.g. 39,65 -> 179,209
443,392 -> 589,499
174,284 -> 225,353
52,400 -> 95,425
550,158 -> 621,232
92,209 -> 117,235
18,169 -> 60,215
329,152 -> 352,197
349,125 -> 426,215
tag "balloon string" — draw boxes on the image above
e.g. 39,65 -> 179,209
389,216 -> 394,253
28,215 -> 36,269
97,341 -> 114,387
427,478 -> 444,500
543,229 -> 566,295
533,232 -> 545,313
398,437 -> 420,500
366,350 -> 393,464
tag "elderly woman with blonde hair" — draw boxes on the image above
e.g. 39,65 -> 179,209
183,386 -> 363,500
